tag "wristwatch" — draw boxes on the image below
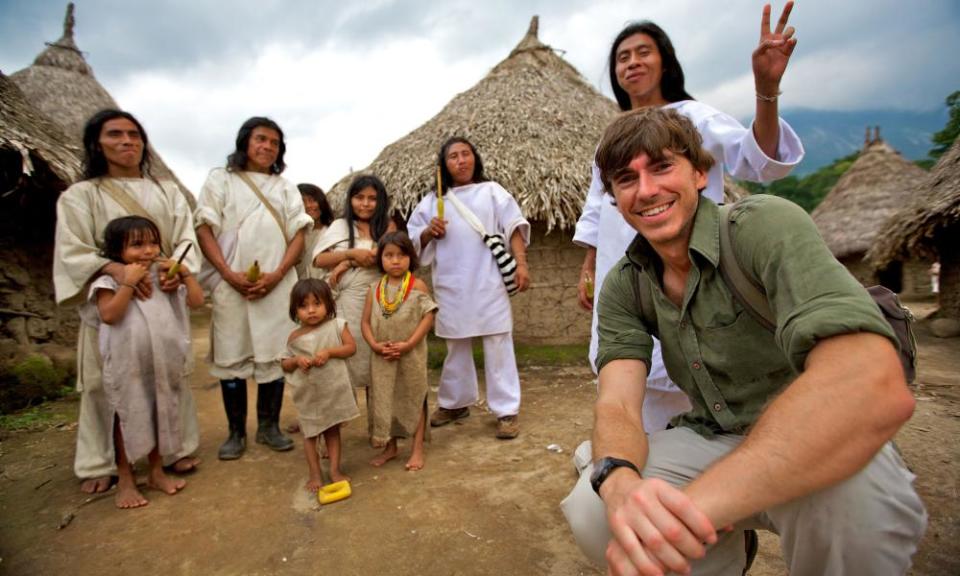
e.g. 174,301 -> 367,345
590,457 -> 640,496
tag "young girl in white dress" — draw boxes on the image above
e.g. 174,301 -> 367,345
88,216 -> 204,508
280,279 -> 359,492
361,232 -> 437,471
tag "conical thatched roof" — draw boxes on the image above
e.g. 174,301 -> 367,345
10,3 -> 194,205
0,71 -> 82,187
328,16 -> 619,232
811,137 -> 927,259
869,136 -> 960,266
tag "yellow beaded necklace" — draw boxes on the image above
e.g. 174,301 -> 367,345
376,271 -> 412,317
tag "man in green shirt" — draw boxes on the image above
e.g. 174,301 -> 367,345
562,107 -> 926,575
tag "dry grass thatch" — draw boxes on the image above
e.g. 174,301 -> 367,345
811,139 -> 927,259
327,16 -> 619,232
0,71 -> 82,186
9,3 -> 194,206
868,136 -> 960,266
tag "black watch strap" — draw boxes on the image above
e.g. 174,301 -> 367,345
590,457 -> 640,496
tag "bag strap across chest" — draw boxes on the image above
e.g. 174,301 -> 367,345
236,171 -> 288,245
635,202 -> 917,382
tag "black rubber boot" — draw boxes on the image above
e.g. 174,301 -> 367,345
218,379 -> 247,460
255,379 -> 294,451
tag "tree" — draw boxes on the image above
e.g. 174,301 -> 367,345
929,90 -> 960,160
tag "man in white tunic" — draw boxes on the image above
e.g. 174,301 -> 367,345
407,137 -> 531,439
53,109 -> 201,493
195,117 -> 313,459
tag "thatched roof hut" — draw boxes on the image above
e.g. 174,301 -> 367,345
328,16 -> 615,232
9,3 -> 194,206
812,135 -> 927,260
1,72 -> 82,190
868,136 -> 960,318
0,72 -> 84,351
869,137 -> 960,266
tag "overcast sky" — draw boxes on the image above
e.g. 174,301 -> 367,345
2,0 -> 958,193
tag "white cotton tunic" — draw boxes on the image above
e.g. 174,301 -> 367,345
407,181 -> 530,339
53,177 -> 200,390
194,168 -> 313,372
53,177 -> 201,478
572,100 -> 804,428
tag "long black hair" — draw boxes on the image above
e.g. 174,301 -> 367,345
226,116 -> 287,174
437,136 -> 488,193
608,21 -> 694,111
297,183 -> 334,227
99,216 -> 162,263
81,109 -> 154,180
344,174 -> 390,248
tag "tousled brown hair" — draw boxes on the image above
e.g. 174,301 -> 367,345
595,107 -> 714,195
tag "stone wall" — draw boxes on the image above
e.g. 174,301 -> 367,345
510,222 -> 591,345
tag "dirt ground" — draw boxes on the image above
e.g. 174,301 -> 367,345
0,301 -> 957,576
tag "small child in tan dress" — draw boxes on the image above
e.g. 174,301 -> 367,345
361,232 -> 437,471
281,279 -> 359,492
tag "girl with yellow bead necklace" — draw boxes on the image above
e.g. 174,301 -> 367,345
361,232 -> 437,471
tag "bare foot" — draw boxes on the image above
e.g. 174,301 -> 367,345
80,476 -> 114,494
329,470 -> 351,483
167,456 -> 201,474
305,476 -> 323,493
115,480 -> 148,509
147,469 -> 186,495
370,443 -> 398,467
405,450 -> 425,471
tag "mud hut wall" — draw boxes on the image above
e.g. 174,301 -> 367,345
937,230 -> 960,319
509,222 -> 590,345
899,259 -> 935,299
840,255 -> 877,287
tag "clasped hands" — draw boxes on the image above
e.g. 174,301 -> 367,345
224,268 -> 283,300
603,474 -> 722,576
294,350 -> 332,372
374,340 -> 411,361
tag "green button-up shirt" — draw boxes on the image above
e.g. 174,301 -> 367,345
596,194 -> 896,437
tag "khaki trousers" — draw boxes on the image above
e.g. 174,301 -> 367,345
561,427 -> 927,575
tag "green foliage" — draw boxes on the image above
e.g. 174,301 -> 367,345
0,354 -> 72,414
741,151 -> 859,212
929,90 -> 960,161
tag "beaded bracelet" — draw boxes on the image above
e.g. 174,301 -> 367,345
756,90 -> 782,102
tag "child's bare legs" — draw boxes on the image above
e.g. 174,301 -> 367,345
113,418 -> 147,509
324,425 -> 350,483
370,438 -> 398,467
304,434 -> 324,492
405,405 -> 427,471
147,448 -> 186,495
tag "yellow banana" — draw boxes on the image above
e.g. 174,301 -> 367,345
585,274 -> 594,300
165,259 -> 180,280
246,260 -> 261,283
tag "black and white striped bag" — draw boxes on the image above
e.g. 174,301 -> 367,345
445,189 -> 521,297
483,233 -> 519,296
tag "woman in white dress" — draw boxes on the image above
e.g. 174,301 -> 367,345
312,175 -> 394,432
407,137 -> 531,439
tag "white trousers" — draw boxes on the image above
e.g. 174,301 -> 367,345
438,333 -> 520,418
561,427 -> 927,575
